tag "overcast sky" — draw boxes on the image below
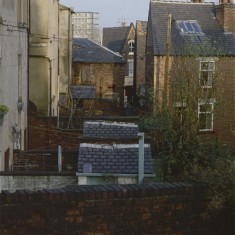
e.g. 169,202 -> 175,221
59,0 -> 219,29
59,0 -> 150,28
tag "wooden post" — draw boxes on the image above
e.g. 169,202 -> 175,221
58,145 -> 62,172
163,14 -> 172,108
138,133 -> 145,184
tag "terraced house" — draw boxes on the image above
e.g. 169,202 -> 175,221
0,0 -> 29,171
146,0 -> 235,148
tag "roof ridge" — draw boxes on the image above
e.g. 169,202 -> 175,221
78,37 -> 125,60
151,0 -> 214,5
87,38 -> 124,59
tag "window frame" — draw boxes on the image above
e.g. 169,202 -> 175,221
199,60 -> 215,88
128,40 -> 135,55
128,59 -> 134,77
198,99 -> 215,132
176,20 -> 203,34
174,101 -> 186,124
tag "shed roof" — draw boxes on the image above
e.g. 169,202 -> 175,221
69,86 -> 96,99
83,121 -> 139,139
78,143 -> 153,174
73,38 -> 125,63
148,1 -> 235,56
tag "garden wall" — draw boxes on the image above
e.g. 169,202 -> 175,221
0,183 -> 217,235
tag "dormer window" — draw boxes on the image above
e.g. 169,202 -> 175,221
177,20 -> 202,34
128,40 -> 135,55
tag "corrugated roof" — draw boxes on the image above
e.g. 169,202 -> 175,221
73,38 -> 125,63
149,2 -> 235,56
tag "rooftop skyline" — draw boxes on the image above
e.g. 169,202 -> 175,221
59,0 -> 150,28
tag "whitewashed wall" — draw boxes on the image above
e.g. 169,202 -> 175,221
0,0 -> 28,171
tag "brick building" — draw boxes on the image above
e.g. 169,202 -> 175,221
146,0 -> 235,147
134,21 -> 148,108
72,38 -> 126,115
77,121 -> 154,185
103,23 -> 135,106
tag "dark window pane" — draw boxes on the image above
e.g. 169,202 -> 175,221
178,21 -> 188,33
185,22 -> 194,32
191,22 -> 202,33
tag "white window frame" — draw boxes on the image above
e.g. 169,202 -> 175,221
128,40 -> 135,55
176,20 -> 203,34
128,59 -> 134,76
174,101 -> 186,124
198,99 -> 215,132
199,60 -> 215,88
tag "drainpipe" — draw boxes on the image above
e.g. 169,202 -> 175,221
138,132 -> 145,184
163,13 -> 172,108
58,145 -> 62,172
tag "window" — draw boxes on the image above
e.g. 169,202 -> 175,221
128,40 -> 135,55
174,101 -> 186,124
18,0 -> 28,26
128,60 -> 134,76
198,100 -> 215,131
80,64 -> 92,84
199,61 -> 215,88
177,20 -> 202,34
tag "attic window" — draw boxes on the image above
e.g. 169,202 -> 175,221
128,40 -> 135,55
177,20 -> 202,34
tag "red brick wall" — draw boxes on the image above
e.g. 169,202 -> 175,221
73,63 -> 125,110
212,57 -> 235,147
145,54 -> 235,148
0,183 -> 223,235
216,4 -> 235,34
135,21 -> 147,93
28,110 -> 82,150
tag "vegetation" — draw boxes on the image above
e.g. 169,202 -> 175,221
138,44 -> 234,227
0,104 -> 9,114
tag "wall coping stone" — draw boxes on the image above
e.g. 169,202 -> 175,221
0,182 -> 209,204
0,171 -> 76,176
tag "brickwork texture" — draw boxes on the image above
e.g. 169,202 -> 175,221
0,183 -> 220,235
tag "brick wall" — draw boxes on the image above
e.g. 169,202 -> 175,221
73,63 -> 125,110
216,3 -> 235,34
135,21 -> 147,93
213,57 -> 235,147
145,54 -> 235,148
0,183 -> 219,235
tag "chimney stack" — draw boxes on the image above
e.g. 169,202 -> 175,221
216,1 -> 235,34
191,0 -> 204,3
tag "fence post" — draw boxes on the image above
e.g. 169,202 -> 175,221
138,133 -> 145,184
58,145 -> 62,172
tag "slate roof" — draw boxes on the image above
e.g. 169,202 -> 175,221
78,143 -> 153,174
69,86 -> 96,99
83,121 -> 139,139
149,1 -> 235,56
102,26 -> 130,52
73,38 -> 125,63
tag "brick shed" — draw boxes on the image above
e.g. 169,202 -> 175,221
77,121 -> 154,184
